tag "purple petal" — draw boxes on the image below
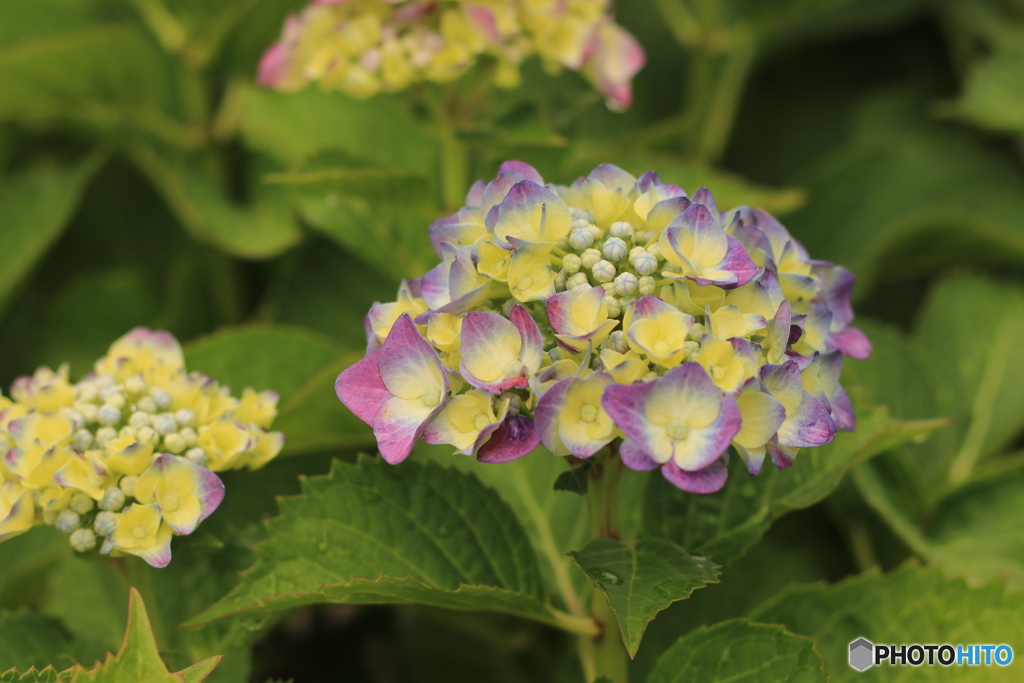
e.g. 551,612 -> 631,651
420,258 -> 452,310
588,164 -> 635,191
601,378 -> 657,447
466,180 -> 486,206
477,415 -> 539,463
691,187 -> 719,216
671,202 -> 719,233
509,304 -> 543,372
429,207 -> 486,256
767,439 -> 796,470
546,286 -> 605,335
491,180 -> 569,245
482,170 -> 527,226
335,350 -> 390,425
820,351 -> 855,431
364,314 -> 381,355
620,439 -> 659,471
762,362 -> 836,448
717,236 -> 758,290
534,377 -> 574,455
646,196 -> 691,232
827,326 -> 872,360
498,161 -> 544,185
661,459 -> 728,494
767,299 -> 792,363
676,394 -> 741,471
815,264 -> 856,331
373,403 -> 433,464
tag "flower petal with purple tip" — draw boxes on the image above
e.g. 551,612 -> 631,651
827,326 -> 872,360
336,314 -> 449,464
761,361 -> 835,448
661,458 -> 728,494
619,439 -> 660,471
476,414 -> 539,463
535,373 -> 618,458
490,180 -> 572,246
133,454 -> 225,536
460,306 -> 542,394
603,363 -> 740,471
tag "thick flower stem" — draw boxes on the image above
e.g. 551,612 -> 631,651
425,87 -> 470,211
577,451 -> 630,683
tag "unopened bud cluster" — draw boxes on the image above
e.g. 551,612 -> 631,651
337,161 -> 871,494
0,329 -> 285,567
259,0 -> 645,110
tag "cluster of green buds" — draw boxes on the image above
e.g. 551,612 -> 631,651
0,329 -> 285,567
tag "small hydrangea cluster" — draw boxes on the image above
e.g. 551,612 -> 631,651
337,161 -> 871,494
0,329 -> 285,567
259,0 -> 645,110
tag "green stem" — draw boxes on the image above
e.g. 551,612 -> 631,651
577,452 -> 630,683
426,89 -> 469,211
686,42 -> 756,164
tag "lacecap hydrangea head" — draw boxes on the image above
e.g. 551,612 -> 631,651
259,0 -> 645,110
335,161 -> 871,494
0,328 -> 286,567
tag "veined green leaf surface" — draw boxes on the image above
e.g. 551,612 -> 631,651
569,538 -> 720,657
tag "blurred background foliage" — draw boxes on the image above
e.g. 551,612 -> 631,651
3,0 -> 1024,681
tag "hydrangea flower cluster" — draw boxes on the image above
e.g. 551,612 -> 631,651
0,329 -> 285,567
337,161 -> 871,494
259,0 -> 645,110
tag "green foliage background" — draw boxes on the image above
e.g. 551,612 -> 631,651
2,0 -> 1024,680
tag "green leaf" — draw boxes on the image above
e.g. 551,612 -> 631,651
271,235 -> 398,349
186,457 -> 558,630
751,564 -> 1024,681
422,447 -> 594,618
35,268 -> 160,379
183,325 -> 345,403
0,668 -> 71,683
44,559 -> 129,659
0,4 -> 178,142
553,460 -> 594,496
0,528 -> 71,610
568,538 -> 719,657
183,326 -> 375,456
915,276 -> 1024,487
70,589 -> 220,683
0,613 -> 84,674
293,193 -> 439,281
843,276 -> 1024,503
949,43 -> 1024,134
0,157 -> 103,312
788,97 -> 1024,293
271,354 -> 374,455
641,404 -> 943,564
129,147 -> 301,259
235,85 -> 435,171
852,461 -> 1024,592
927,476 -> 1024,590
646,619 -> 827,683
630,512 -> 851,682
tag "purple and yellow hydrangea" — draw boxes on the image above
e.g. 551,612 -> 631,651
259,0 -> 645,110
0,329 -> 286,567
336,161 -> 870,494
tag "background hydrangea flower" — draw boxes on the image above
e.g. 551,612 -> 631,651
259,0 -> 644,109
0,327 -> 286,566
335,161 -> 870,495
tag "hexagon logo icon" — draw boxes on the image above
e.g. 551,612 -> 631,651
849,638 -> 874,671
